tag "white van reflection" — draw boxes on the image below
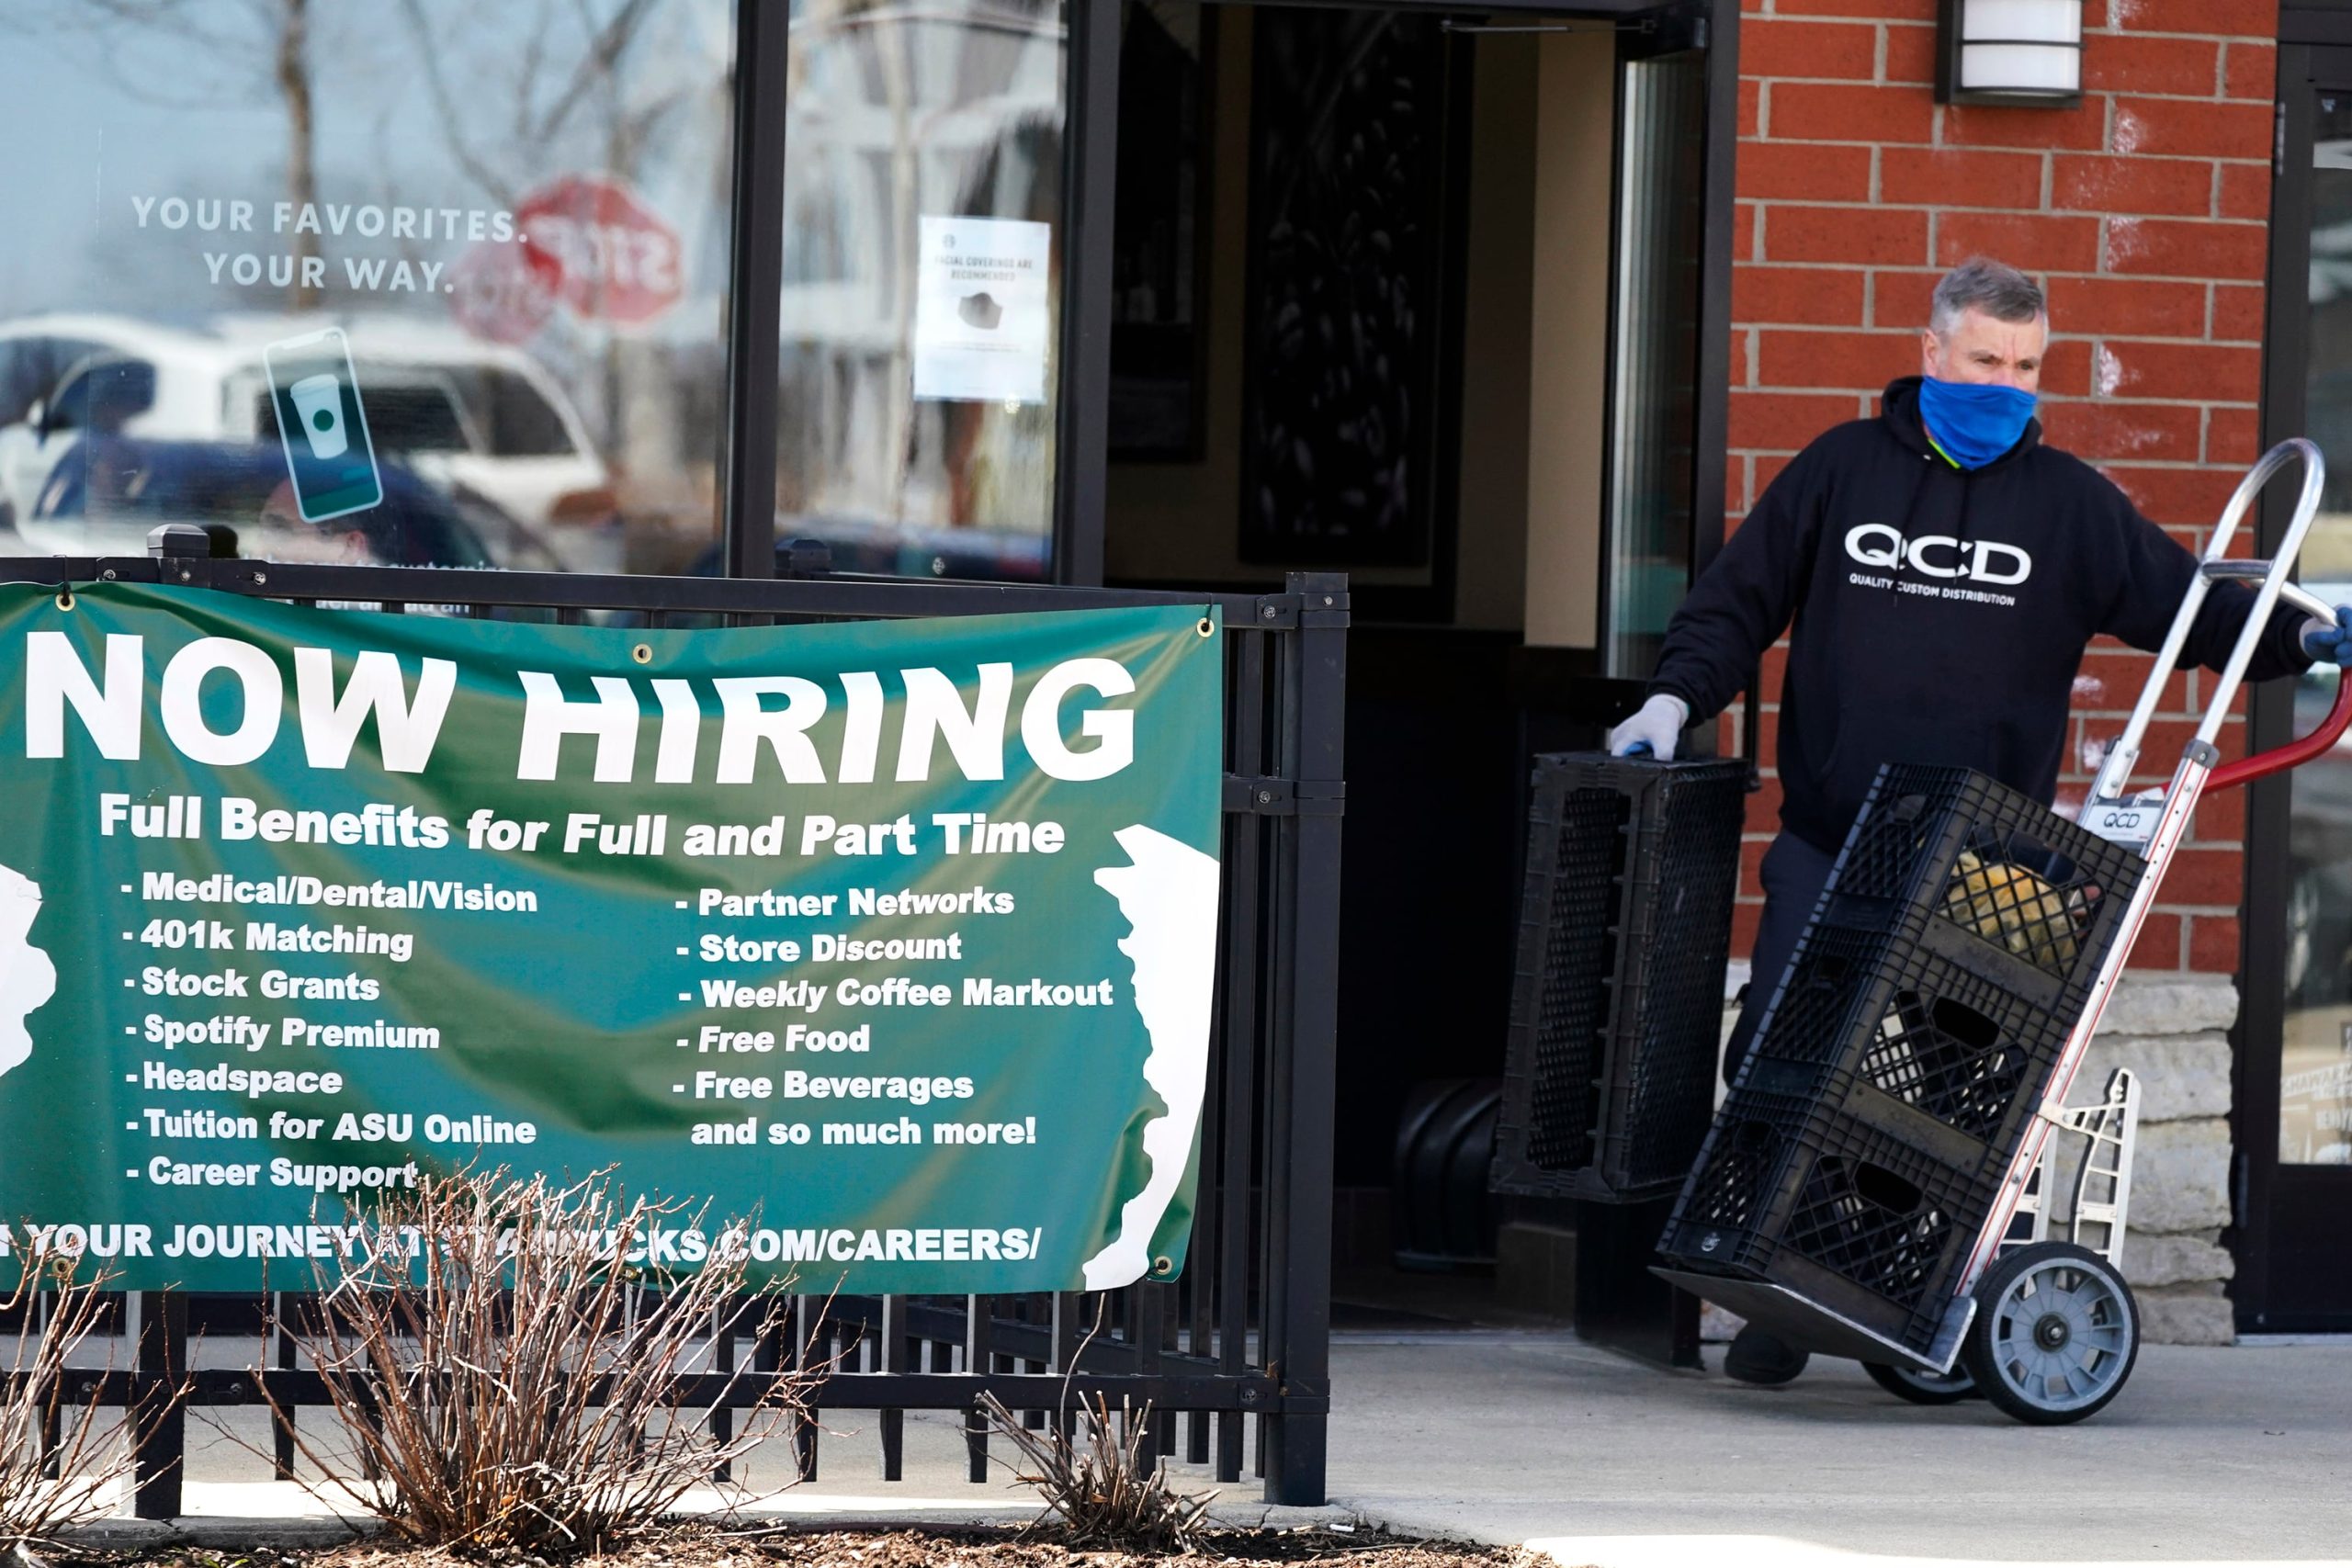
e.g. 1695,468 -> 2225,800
0,313 -> 610,570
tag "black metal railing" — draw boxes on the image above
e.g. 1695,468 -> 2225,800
0,528 -> 1348,1508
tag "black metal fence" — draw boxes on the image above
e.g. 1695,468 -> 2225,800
0,530 -> 1348,1510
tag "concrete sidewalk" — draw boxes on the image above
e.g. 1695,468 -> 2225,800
75,1330 -> 2352,1565
1325,1331 -> 2352,1564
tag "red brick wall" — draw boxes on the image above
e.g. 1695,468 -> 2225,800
1727,0 -> 2278,976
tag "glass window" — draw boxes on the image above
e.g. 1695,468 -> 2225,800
1606,49 -> 1706,678
776,0 -> 1068,581
0,2 -> 735,573
2280,92 -> 2352,1164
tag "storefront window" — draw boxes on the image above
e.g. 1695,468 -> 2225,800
777,0 -> 1067,581
2280,94 -> 2352,1163
0,2 -> 735,574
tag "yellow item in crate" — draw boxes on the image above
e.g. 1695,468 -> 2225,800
1943,849 -> 2084,967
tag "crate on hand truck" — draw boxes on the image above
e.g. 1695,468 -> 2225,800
1492,753 -> 1752,1204
1655,438 -> 2352,1424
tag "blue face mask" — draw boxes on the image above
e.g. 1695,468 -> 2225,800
1917,377 -> 2036,470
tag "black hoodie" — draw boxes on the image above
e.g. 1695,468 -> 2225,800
1650,376 -> 2310,854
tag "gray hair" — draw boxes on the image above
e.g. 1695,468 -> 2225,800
1929,257 -> 2046,338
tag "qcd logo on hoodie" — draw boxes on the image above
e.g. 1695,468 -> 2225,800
1845,524 -> 2031,586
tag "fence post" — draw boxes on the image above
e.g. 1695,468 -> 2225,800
132,1290 -> 186,1519
877,1295 -> 906,1481
708,1299 -> 738,1484
1262,571 -> 1346,1506
270,1292 -> 298,1480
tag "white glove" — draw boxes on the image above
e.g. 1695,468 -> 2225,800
1608,694 -> 1690,760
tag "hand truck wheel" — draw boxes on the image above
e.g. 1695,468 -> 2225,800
1960,1240 -> 2140,1425
1862,1359 -> 1977,1404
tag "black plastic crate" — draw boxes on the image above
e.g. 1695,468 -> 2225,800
1657,1094 -> 1988,1359
1815,765 -> 2144,1006
1657,763 -> 2144,1356
1491,753 -> 1751,1203
1736,923 -> 2076,1173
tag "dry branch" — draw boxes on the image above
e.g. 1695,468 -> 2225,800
261,1168 -> 810,1557
976,1298 -> 1215,1553
0,1252 -> 156,1549
978,1388 -> 1214,1554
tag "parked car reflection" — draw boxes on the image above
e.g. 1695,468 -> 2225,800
8,436 -> 502,570
0,313 -> 612,570
766,513 -> 1050,582
597,517 -> 1048,630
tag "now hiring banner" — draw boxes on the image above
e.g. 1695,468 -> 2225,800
0,582 -> 1224,1293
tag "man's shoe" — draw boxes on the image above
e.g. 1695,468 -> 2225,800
1724,1325 -> 1810,1386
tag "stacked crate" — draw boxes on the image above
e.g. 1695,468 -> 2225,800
1656,765 -> 2146,1358
1491,753 -> 1752,1204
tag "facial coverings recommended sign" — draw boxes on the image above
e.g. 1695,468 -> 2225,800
0,584 -> 1223,1293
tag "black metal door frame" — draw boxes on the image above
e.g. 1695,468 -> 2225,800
720,0 -> 790,581
2243,19 -> 2352,1331
719,0 -> 1125,588
726,0 -> 1738,598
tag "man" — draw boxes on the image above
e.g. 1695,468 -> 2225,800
1607,256 -> 2352,1386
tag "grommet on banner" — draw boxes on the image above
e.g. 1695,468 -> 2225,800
1151,1255 -> 1173,1277
1195,615 -> 1214,638
631,643 -> 653,665
54,587 -> 75,612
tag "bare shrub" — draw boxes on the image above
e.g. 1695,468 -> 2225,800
0,1253 -> 152,1549
264,1168 -> 808,1556
977,1301 -> 1216,1556
978,1389 -> 1214,1552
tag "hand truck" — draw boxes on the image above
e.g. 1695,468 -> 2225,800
1668,439 -> 2352,1423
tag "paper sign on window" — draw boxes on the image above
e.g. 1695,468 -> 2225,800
912,217 -> 1052,405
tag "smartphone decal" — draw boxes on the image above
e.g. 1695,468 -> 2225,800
263,329 -> 383,523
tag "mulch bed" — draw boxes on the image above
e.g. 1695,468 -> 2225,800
66,1524 -> 1547,1568
757,1527 -> 1538,1568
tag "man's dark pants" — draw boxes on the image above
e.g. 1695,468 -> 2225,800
1721,831 -> 1838,1087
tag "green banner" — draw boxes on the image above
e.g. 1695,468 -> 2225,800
0,582 -> 1224,1292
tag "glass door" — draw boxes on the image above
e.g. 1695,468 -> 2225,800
775,0 -> 1074,582
2246,46 -> 2352,1330
1603,28 -> 1707,679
